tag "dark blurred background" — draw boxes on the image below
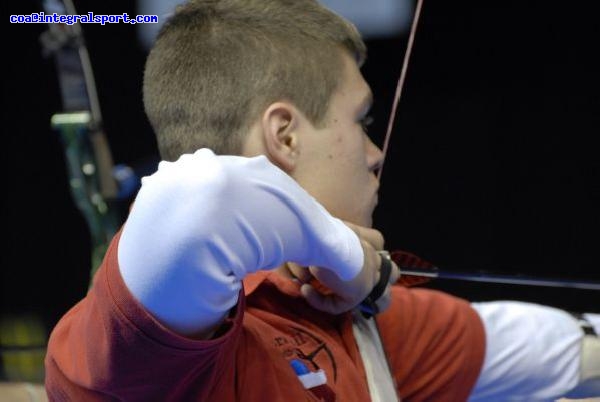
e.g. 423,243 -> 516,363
2,0 -> 599,374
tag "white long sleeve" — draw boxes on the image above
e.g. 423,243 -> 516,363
117,149 -> 363,335
470,301 -> 600,401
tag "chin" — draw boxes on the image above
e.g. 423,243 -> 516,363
335,206 -> 373,228
360,215 -> 373,228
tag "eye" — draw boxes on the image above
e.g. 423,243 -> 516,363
360,115 -> 374,132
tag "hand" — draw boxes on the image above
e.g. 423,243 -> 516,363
288,222 -> 400,315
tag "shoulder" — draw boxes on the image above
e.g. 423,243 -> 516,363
376,286 -> 486,400
378,285 -> 484,344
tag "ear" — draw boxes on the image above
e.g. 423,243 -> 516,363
260,102 -> 300,172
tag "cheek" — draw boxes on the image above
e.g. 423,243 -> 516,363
326,148 -> 371,197
333,130 -> 370,166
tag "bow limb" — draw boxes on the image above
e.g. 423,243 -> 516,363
41,0 -> 117,200
41,0 -> 119,279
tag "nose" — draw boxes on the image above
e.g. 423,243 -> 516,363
365,135 -> 384,174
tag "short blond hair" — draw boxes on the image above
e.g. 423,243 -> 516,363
143,0 -> 366,160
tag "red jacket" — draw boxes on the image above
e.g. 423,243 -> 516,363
45,232 -> 485,401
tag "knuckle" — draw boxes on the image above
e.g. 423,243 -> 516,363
372,230 -> 385,249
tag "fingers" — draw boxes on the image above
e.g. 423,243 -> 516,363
291,222 -> 399,316
300,257 -> 399,315
300,283 -> 356,315
297,240 -> 383,315
287,262 -> 312,284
